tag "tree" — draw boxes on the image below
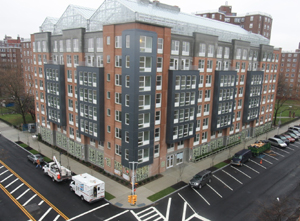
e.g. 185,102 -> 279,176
273,73 -> 300,126
0,63 -> 35,125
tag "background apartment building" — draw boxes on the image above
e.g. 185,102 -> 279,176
195,3 -> 273,40
30,0 -> 280,181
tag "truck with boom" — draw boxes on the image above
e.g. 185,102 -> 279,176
70,173 -> 105,203
43,156 -> 72,182
247,140 -> 271,156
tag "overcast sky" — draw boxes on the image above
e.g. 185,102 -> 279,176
1,0 -> 299,51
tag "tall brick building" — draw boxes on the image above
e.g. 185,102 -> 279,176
30,0 -> 279,181
195,3 -> 273,40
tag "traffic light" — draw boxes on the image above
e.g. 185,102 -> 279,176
128,195 -> 132,203
132,195 -> 137,204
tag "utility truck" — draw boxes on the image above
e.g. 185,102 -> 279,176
43,156 -> 72,182
69,173 -> 105,203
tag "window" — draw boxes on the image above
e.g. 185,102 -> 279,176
198,59 -> 205,71
156,75 -> 162,90
155,128 -> 160,141
139,95 -> 150,110
139,56 -> 152,72
182,41 -> 190,56
139,76 -> 151,91
208,45 -> 214,57
115,110 -> 122,121
157,38 -> 163,54
138,148 -> 149,163
88,38 -> 94,52
125,94 -> 130,107
140,36 -> 152,53
171,40 -> 179,55
115,36 -> 122,48
115,144 -> 122,155
155,111 -> 161,125
154,145 -> 160,157
217,46 -> 223,58
115,128 -> 122,139
97,56 -> 103,67
224,47 -> 230,59
73,39 -> 79,52
138,131 -> 150,146
126,56 -> 130,68
207,60 -> 213,71
156,93 -> 161,107
199,43 -> 206,56
125,35 -> 130,48
157,57 -> 163,72
125,75 -> 130,87
115,93 -> 122,104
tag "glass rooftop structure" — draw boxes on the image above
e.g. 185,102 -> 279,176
39,0 -> 270,46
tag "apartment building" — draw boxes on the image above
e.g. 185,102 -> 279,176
31,0 -> 280,181
195,3 -> 273,40
20,40 -> 33,94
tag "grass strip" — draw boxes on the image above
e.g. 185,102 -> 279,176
19,143 -> 28,148
105,191 -> 115,200
43,157 -> 52,163
214,161 -> 228,169
29,149 -> 39,154
147,187 -> 176,202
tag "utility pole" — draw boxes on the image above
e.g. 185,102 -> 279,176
128,161 -> 138,206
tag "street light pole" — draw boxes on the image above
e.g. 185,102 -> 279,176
129,161 -> 138,206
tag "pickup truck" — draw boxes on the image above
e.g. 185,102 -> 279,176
43,156 -> 72,182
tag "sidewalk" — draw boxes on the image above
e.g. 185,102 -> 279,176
0,120 -> 299,208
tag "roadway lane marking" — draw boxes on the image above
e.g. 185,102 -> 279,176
104,210 -> 129,221
222,170 -> 243,184
243,164 -> 260,174
191,188 -> 210,205
0,169 -> 8,175
178,192 -> 199,211
38,207 -> 52,221
1,173 -> 13,182
207,184 -> 222,198
0,183 -> 36,221
212,175 -> 233,191
53,215 -> 61,221
269,150 -> 285,157
10,183 -> 24,194
16,188 -> 30,200
68,203 -> 109,220
130,210 -> 141,221
5,178 -> 19,188
264,153 -> 279,160
0,160 -> 69,220
249,159 -> 267,169
23,194 -> 37,206
165,198 -> 172,221
38,200 -> 44,206
191,213 -> 211,221
135,207 -> 165,221
275,148 -> 290,154
261,157 -> 273,164
230,166 -> 251,178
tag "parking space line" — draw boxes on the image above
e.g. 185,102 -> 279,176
261,157 -> 273,164
16,188 -> 30,200
104,210 -> 129,221
10,183 -> 24,194
207,184 -> 222,198
290,144 -> 299,148
166,198 -> 172,221
191,188 -> 210,206
0,170 -> 8,175
243,164 -> 260,174
38,200 -> 44,206
38,207 -> 52,221
212,175 -> 233,191
270,150 -> 285,157
5,178 -> 19,188
249,159 -> 267,169
274,148 -> 290,154
230,166 -> 251,178
264,153 -> 279,160
69,203 -> 109,221
182,202 -> 187,221
53,215 -> 61,221
0,165 -> 3,169
1,173 -> 13,182
286,146 -> 294,150
222,170 -> 243,184
23,194 -> 37,206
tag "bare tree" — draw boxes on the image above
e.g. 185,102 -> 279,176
273,73 -> 300,126
0,63 -> 35,125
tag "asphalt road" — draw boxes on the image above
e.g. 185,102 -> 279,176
1,135 -> 300,221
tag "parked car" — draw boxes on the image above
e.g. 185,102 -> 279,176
289,127 -> 300,133
274,135 -> 290,145
282,134 -> 295,143
288,129 -> 300,138
189,170 -> 212,189
231,149 -> 252,166
27,154 -> 44,164
286,132 -> 299,141
268,137 -> 287,149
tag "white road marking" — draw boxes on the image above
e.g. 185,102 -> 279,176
243,164 -> 260,174
38,200 -> 44,206
165,198 -> 172,221
207,184 -> 222,198
135,207 -> 165,221
290,144 -> 299,148
261,157 -> 273,164
38,207 -> 52,221
178,193 -> 198,212
187,213 -> 211,221
286,146 -> 294,150
53,215 -> 60,221
182,202 -> 187,221
23,194 -> 37,206
130,210 -> 141,221
222,170 -> 243,184
69,203 -> 109,221
191,188 -> 210,205
5,178 -> 19,188
104,210 -> 129,221
213,175 -> 233,191
0,166 -> 3,169
249,159 -> 267,169
275,148 -> 290,154
16,188 -> 30,200
10,183 -> 24,194
230,166 -> 251,178
264,153 -> 279,160
1,174 -> 13,182
0,170 -> 8,176
270,150 -> 285,157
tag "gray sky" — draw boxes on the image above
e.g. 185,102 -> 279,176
1,0 -> 299,51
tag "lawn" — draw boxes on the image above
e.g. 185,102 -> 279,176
214,161 -> 228,169
105,191 -> 115,200
147,187 -> 176,202
0,113 -> 34,126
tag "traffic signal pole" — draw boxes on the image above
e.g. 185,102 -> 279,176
129,161 -> 138,205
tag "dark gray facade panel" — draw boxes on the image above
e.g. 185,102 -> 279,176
121,29 -> 157,168
76,66 -> 104,141
44,64 -> 66,126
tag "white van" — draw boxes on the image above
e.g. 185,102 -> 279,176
70,173 -> 105,203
